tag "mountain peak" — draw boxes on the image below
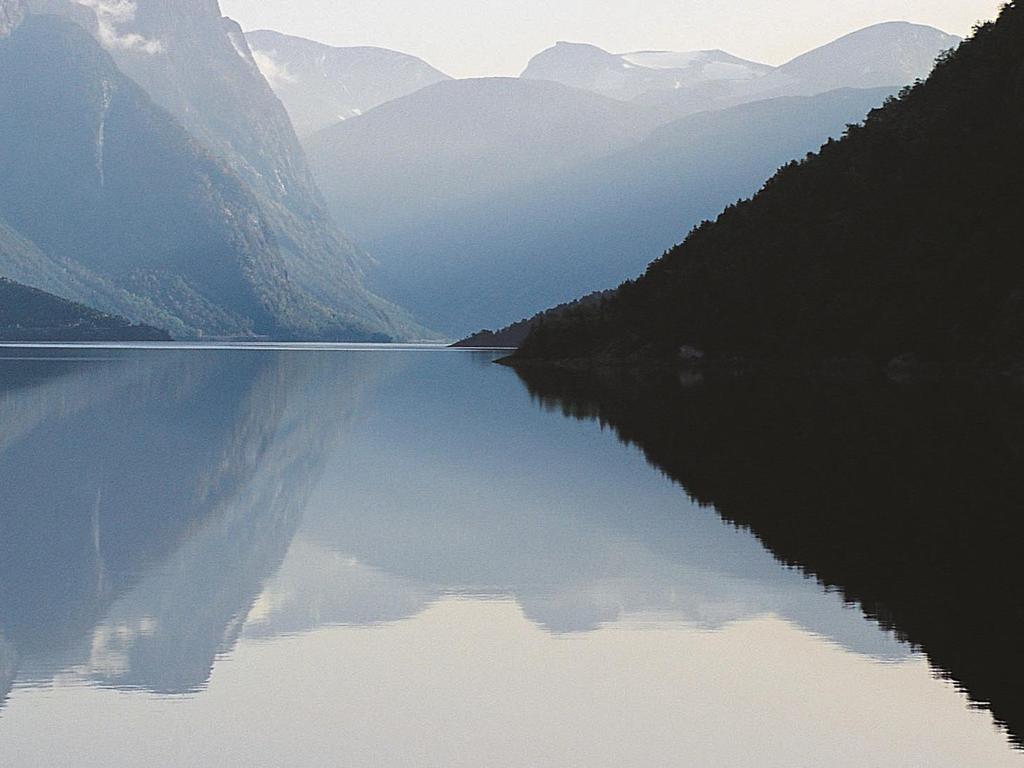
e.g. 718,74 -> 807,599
245,29 -> 450,138
777,20 -> 961,92
523,39 -> 772,101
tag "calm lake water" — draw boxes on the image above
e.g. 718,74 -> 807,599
0,346 -> 1021,767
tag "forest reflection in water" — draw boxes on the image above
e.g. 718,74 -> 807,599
0,346 -> 1021,766
515,363 -> 1024,748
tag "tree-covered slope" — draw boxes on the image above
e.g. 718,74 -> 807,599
0,277 -> 169,340
515,3 -> 1024,370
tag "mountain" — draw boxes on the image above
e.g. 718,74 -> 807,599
512,4 -> 1024,370
1,12 -> 385,340
305,77 -> 672,332
452,291 -> 612,349
773,21 -> 962,95
0,277 -> 169,341
245,30 -> 451,138
523,24 -> 959,119
311,81 -> 892,335
521,41 -> 772,102
25,0 -> 426,340
654,22 -> 960,117
306,78 -> 664,242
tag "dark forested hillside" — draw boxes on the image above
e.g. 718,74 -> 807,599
0,277 -> 169,340
515,3 -> 1024,371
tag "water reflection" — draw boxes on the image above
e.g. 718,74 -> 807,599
0,348 -> 1021,766
0,349 -> 396,693
515,364 -> 1024,748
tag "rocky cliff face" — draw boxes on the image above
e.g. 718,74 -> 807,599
0,14 -> 376,339
20,0 -> 426,339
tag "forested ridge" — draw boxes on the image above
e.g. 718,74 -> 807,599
515,2 -> 1024,371
0,277 -> 169,340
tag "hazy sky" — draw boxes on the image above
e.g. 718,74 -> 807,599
220,0 -> 1004,78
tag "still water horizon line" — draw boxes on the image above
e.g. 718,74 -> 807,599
0,342 -> 515,353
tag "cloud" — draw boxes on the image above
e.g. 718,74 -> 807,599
75,0 -> 164,54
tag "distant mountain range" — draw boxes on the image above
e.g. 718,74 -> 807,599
523,23 -> 961,116
510,5 -> 1023,371
0,277 -> 169,341
1,0 -> 426,341
521,41 -> 773,103
293,20 -> 959,335
328,86 -> 895,335
305,77 -> 666,243
246,30 -> 451,138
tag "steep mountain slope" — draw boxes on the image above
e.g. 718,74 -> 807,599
513,3 -> 1024,369
306,77 -> 665,244
0,220 -> 129,320
26,0 -> 424,340
0,277 -> 169,340
521,41 -> 771,102
246,30 -> 451,138
311,83 -> 891,335
0,13 -> 372,339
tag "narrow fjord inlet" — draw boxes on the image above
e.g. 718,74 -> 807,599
0,0 -> 1020,765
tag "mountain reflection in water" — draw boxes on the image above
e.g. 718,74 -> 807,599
0,347 -> 1021,766
515,364 -> 1024,747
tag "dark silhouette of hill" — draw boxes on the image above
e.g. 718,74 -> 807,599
514,365 -> 1024,748
0,277 -> 169,340
514,3 -> 1024,370
453,291 -> 612,348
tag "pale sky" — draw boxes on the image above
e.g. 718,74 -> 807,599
220,0 -> 1005,78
